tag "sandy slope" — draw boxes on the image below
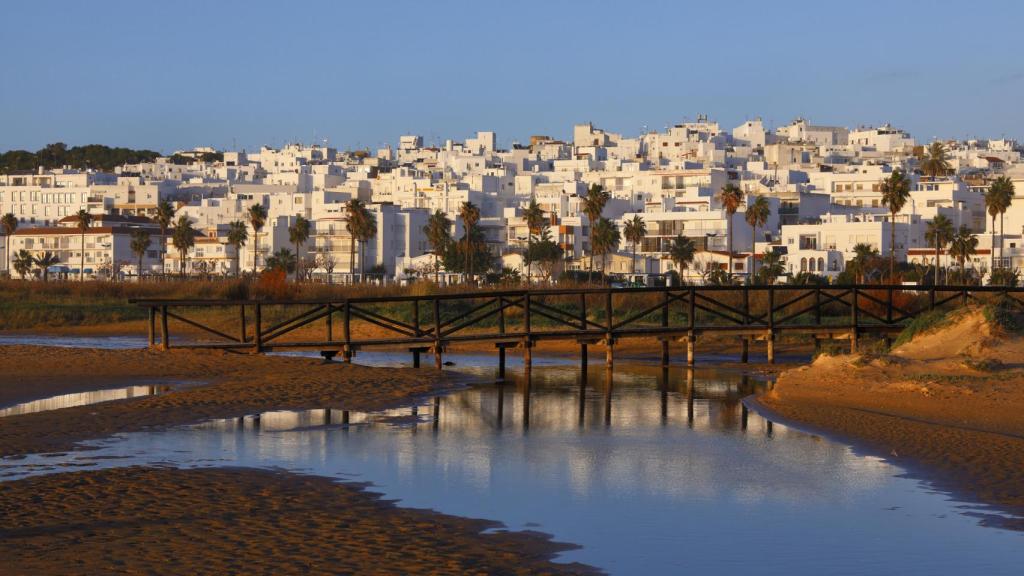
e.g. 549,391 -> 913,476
759,309 -> 1024,529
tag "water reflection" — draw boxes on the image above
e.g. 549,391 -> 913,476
0,383 -> 186,417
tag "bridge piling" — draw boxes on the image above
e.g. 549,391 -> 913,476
686,334 -> 695,366
148,307 -> 156,347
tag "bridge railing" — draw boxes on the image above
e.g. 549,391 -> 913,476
129,284 -> 1024,366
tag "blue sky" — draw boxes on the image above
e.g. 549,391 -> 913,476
3,0 -> 1021,153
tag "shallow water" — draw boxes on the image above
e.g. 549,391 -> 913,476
2,357 -> 1022,575
0,382 -> 190,417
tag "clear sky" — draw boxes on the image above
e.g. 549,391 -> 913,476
3,0 -> 1022,153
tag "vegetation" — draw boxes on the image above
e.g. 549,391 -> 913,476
523,197 -> 547,283
717,183 -> 744,279
755,250 -> 785,285
845,243 -> 882,284
0,142 -> 160,173
581,184 -> 610,278
458,202 -> 482,282
745,195 -> 770,278
949,225 -> 979,283
226,220 -> 248,277
1,212 -> 17,277
423,210 -> 452,283
155,200 -> 176,274
880,168 -> 911,279
523,226 -> 563,282
247,203 -> 268,274
171,216 -> 197,277
919,141 -> 951,180
892,308 -> 954,348
590,217 -> 621,274
266,248 -> 297,274
129,230 -> 152,278
925,214 -> 954,285
288,215 -> 311,281
623,215 -> 646,277
668,234 -> 696,282
985,176 -> 1015,275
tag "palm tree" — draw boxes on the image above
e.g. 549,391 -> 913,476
925,215 -> 954,285
848,243 -> 880,283
154,200 -> 175,275
171,215 -> 196,277
459,201 -> 481,283
266,248 -> 296,274
920,141 -> 951,180
581,184 -> 610,279
623,215 -> 647,277
288,215 -> 311,282
717,183 -> 744,279
1,212 -> 17,278
949,225 -> 979,283
32,251 -> 60,282
757,250 -> 785,285
423,210 -> 452,283
344,199 -> 367,280
12,249 -> 34,279
880,169 -> 911,279
985,176 -> 1015,274
73,209 -> 93,282
744,195 -> 771,279
129,229 -> 152,281
356,205 -> 377,279
668,234 -> 696,284
226,220 -> 248,277
247,203 -> 268,275
590,217 -> 620,275
523,197 -> 546,284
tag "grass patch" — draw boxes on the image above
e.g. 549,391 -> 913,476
982,297 -> 1024,333
892,309 -> 955,348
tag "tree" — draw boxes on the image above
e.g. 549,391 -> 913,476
441,228 -> 495,279
73,209 -> 93,282
423,210 -> 452,283
668,234 -> 697,284
129,229 -> 152,280
355,206 -> 377,278
171,215 -> 196,277
847,243 -> 881,283
925,215 -> 954,285
1,212 -> 17,278
247,203 -> 268,275
590,217 -> 620,275
344,199 -> 368,279
155,200 -> 175,275
745,195 -> 771,279
717,183 -> 744,279
316,253 -> 337,283
459,201 -> 481,283
756,249 -> 785,285
226,220 -> 248,277
288,215 -> 311,282
623,215 -> 647,277
12,250 -> 34,279
523,226 -> 563,282
581,184 -> 611,279
920,141 -> 951,180
266,248 -> 296,274
949,226 -> 978,284
880,169 -> 911,279
523,197 -> 546,284
33,251 -> 60,282
985,176 -> 1015,274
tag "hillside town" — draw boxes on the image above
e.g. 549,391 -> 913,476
1,116 -> 1021,286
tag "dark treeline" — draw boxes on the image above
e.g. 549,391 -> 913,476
0,142 -> 162,173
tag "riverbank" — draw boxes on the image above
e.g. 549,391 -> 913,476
0,466 -> 595,575
757,307 -> 1024,530
0,345 -> 449,456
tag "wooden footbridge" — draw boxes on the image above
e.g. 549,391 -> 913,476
130,284 -> 1020,371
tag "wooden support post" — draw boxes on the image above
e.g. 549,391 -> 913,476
325,303 -> 333,342
603,364 -> 613,426
412,300 -> 420,368
148,306 -> 156,347
605,289 -> 614,368
253,303 -> 262,354
160,305 -> 169,350
929,286 -> 936,311
343,300 -> 352,362
850,287 -> 859,354
342,411 -> 350,425
814,287 -> 822,326
767,286 -> 776,364
524,344 -> 533,373
433,298 -> 442,370
240,304 -> 247,343
686,367 -> 695,427
580,343 -> 588,374
324,409 -> 332,425
686,333 -> 695,366
886,286 -> 894,326
523,293 -> 532,372
413,349 -> 421,368
741,285 -> 750,363
497,297 -> 506,379
767,333 -> 776,364
740,338 -> 749,363
605,340 -> 614,368
579,292 -> 589,375
688,286 -> 696,333
661,289 -> 670,366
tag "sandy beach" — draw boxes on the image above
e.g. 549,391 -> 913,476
0,466 -> 595,575
757,308 -> 1024,529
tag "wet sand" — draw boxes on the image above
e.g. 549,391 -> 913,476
0,466 -> 595,575
757,310 -> 1024,529
0,345 -> 448,457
